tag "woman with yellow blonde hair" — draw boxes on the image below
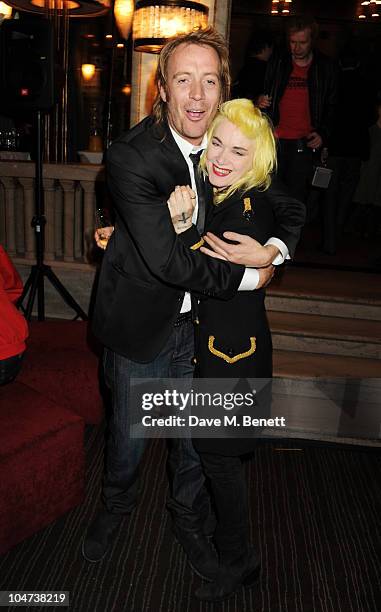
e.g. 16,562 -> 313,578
200,97 -> 277,199
167,98 -> 305,602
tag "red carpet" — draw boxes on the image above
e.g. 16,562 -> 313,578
18,320 -> 104,424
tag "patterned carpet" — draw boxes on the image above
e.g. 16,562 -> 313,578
0,424 -> 380,612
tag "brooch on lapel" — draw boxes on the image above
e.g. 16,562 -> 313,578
243,197 -> 254,221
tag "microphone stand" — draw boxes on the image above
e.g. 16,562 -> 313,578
18,110 -> 88,321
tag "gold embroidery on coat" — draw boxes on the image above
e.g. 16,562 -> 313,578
190,238 -> 205,250
208,336 -> 256,364
243,197 -> 252,213
243,197 -> 254,221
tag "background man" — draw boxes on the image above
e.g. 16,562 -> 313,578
258,17 -> 338,205
232,29 -> 273,102
84,28 -> 305,579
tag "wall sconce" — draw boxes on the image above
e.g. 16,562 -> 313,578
122,83 -> 131,95
271,0 -> 292,16
133,0 -> 209,54
81,63 -> 96,81
0,2 -> 12,19
358,0 -> 381,18
114,0 -> 134,39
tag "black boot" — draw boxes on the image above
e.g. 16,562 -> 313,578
82,508 -> 124,562
195,547 -> 260,602
173,522 -> 218,581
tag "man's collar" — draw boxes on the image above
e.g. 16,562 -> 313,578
169,125 -> 207,157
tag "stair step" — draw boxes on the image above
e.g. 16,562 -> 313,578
266,294 -> 381,321
273,349 -> 381,378
270,266 -> 381,302
268,311 -> 381,359
267,267 -> 381,320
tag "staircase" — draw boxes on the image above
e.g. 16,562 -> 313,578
267,267 -> 381,378
265,266 -> 381,444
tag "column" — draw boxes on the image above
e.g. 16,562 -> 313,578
74,184 -> 83,260
81,179 -> 96,263
18,177 -> 35,261
44,178 -> 56,261
60,179 -> 76,262
1,177 -> 17,256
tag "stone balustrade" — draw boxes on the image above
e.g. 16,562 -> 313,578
0,161 -> 105,269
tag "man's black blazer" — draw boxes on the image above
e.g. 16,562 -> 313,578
92,116 -> 245,362
92,116 -> 305,362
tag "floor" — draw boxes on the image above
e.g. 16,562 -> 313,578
294,210 -> 381,273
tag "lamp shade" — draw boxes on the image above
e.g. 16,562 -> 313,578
122,83 -> 131,95
114,0 -> 134,39
133,0 -> 209,53
5,0 -> 109,17
81,63 -> 96,80
0,2 -> 12,18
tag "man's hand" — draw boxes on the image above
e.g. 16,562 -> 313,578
167,185 -> 196,234
257,265 -> 275,289
307,131 -> 323,149
201,232 -> 279,267
94,226 -> 114,250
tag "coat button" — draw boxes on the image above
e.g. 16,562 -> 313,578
194,318 -> 200,325
191,357 -> 197,365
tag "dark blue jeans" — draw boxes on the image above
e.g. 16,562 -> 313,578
278,138 -> 314,204
200,453 -> 249,554
321,156 -> 361,252
102,320 -> 208,527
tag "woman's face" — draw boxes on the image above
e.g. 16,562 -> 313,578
206,118 -> 255,190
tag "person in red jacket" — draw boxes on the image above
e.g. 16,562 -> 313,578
0,245 -> 28,385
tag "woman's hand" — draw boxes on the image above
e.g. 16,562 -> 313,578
201,232 -> 279,267
256,94 -> 272,109
94,226 -> 114,250
167,185 -> 196,234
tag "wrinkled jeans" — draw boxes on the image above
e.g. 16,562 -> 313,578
102,320 -> 209,527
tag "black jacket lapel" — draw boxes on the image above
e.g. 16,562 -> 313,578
152,119 -> 192,186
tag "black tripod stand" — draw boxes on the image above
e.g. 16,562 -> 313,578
18,111 -> 88,321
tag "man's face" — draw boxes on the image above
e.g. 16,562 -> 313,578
159,43 -> 221,146
289,28 -> 313,62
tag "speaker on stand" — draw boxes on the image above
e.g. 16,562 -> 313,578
0,18 -> 88,321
